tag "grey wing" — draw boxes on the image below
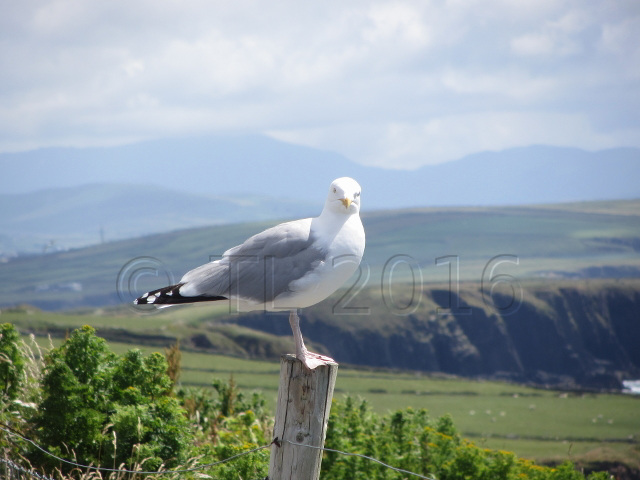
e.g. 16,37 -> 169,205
179,218 -> 326,302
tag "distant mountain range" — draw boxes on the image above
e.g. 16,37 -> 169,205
1,135 -> 639,206
1,135 -> 639,254
0,183 -> 316,255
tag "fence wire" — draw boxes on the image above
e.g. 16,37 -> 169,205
2,425 -> 437,480
1,425 -> 271,477
1,457 -> 58,480
281,438 -> 436,479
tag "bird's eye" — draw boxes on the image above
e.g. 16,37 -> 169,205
354,192 -> 360,198
333,188 -> 337,193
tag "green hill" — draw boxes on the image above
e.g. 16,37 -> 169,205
1,198 -> 638,310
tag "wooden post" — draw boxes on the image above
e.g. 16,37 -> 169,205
268,354 -> 339,480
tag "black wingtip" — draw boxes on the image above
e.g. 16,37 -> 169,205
134,283 -> 227,306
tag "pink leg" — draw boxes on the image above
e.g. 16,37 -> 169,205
289,310 -> 335,370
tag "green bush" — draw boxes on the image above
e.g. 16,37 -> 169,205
32,326 -> 190,473
321,396 -> 609,480
0,323 -> 25,401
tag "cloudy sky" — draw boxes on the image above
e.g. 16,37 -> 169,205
1,0 -> 639,169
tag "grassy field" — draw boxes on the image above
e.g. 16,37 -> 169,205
18,329 -> 640,469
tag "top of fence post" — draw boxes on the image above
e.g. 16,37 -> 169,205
268,354 -> 338,480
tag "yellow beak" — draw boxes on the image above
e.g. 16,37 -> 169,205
340,198 -> 352,208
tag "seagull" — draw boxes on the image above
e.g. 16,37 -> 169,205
134,177 -> 365,369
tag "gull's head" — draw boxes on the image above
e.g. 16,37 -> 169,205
325,177 -> 362,215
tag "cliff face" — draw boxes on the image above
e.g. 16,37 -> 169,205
234,280 -> 640,389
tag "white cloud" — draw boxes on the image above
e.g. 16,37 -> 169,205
510,8 -> 592,58
511,33 -> 556,57
440,68 -> 558,101
363,3 -> 431,46
0,0 -> 638,167
599,16 -> 640,76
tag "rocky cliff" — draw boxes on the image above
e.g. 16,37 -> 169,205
232,279 -> 640,389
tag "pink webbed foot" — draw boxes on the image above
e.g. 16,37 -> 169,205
297,351 -> 336,370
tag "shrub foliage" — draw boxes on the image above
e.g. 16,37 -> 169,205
32,326 -> 190,473
0,323 -> 24,401
322,397 -> 609,480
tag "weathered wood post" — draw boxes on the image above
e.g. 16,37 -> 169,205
268,354 -> 339,480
